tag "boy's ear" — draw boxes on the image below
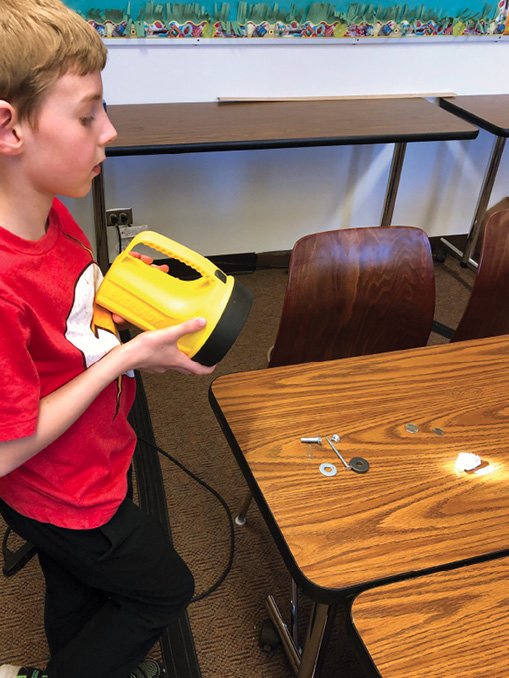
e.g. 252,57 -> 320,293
0,101 -> 23,155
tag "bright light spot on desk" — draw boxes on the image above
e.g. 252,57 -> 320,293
455,452 -> 482,473
473,464 -> 496,476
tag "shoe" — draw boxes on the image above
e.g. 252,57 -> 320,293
16,669 -> 47,678
129,659 -> 161,678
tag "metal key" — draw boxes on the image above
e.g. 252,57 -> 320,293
325,436 -> 351,470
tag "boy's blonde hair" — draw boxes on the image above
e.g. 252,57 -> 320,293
0,0 -> 107,124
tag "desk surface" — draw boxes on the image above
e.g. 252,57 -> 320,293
106,99 -> 477,155
209,335 -> 509,601
440,94 -> 509,137
352,556 -> 509,678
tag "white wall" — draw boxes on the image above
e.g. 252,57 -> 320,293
62,37 -> 509,257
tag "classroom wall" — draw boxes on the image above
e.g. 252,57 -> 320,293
62,37 -> 509,257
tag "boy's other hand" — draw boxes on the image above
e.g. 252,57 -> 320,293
111,313 -> 131,329
123,317 -> 216,376
129,250 -> 170,274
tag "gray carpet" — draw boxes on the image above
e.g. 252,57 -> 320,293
0,256 -> 475,677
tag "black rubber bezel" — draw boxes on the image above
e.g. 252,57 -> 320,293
193,279 -> 253,366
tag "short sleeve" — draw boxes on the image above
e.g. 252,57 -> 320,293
0,297 -> 40,441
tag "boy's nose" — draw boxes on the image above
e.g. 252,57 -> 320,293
103,117 -> 118,145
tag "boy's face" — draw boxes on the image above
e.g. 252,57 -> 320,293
19,70 -> 117,198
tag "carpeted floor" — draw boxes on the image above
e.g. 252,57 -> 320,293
0,255 -> 476,677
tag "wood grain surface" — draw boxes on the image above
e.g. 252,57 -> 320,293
106,99 -> 477,151
441,94 -> 509,137
352,557 -> 509,678
210,336 -> 509,592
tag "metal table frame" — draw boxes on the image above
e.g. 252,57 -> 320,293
439,95 -> 509,271
92,99 -> 477,273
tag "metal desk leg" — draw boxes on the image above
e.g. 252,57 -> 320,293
235,489 -> 253,526
266,594 -> 332,677
291,579 -> 301,653
461,135 -> 506,267
92,171 -> 110,275
266,595 -> 301,674
380,142 -> 407,227
441,135 -> 506,271
298,602 -> 333,677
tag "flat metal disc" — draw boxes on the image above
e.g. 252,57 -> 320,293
349,457 -> 369,474
319,463 -> 337,477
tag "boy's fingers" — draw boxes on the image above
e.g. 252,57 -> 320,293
173,317 -> 207,338
112,313 -> 128,326
164,318 -> 217,372
128,252 -> 168,272
129,252 -> 154,264
177,358 -> 216,376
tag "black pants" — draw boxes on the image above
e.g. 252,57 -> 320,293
0,496 -> 194,678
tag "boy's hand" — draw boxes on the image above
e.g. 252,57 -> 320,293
122,317 -> 216,376
111,251 -> 169,327
111,313 -> 131,329
106,253 -> 215,375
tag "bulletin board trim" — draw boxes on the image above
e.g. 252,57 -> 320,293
82,2 -> 509,40
103,34 -> 509,45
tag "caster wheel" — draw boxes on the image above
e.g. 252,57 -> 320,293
434,248 -> 447,263
259,618 -> 281,653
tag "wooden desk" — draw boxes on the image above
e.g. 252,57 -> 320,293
106,100 -> 476,154
352,556 -> 509,678
440,95 -> 509,269
209,335 -> 509,676
93,99 -> 477,272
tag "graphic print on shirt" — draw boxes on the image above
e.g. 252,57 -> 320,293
64,260 -> 135,378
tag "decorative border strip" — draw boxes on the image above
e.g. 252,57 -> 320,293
83,1 -> 509,38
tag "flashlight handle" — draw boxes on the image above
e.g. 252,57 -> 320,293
123,231 -> 218,282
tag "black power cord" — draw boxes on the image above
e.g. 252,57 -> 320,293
136,436 -> 235,604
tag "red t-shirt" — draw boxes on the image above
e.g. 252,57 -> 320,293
0,199 -> 136,529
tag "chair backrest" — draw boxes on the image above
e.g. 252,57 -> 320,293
268,226 -> 435,368
451,209 -> 509,343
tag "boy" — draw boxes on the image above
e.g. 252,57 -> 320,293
0,1 -> 215,677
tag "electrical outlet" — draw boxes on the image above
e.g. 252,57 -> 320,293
118,224 -> 150,252
107,219 -> 150,263
106,207 -> 133,227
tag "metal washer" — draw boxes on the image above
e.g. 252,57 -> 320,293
319,463 -> 337,477
349,457 -> 370,474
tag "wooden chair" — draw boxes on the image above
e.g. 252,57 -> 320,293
236,225 -> 435,525
451,208 -> 509,342
269,225 -> 435,367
